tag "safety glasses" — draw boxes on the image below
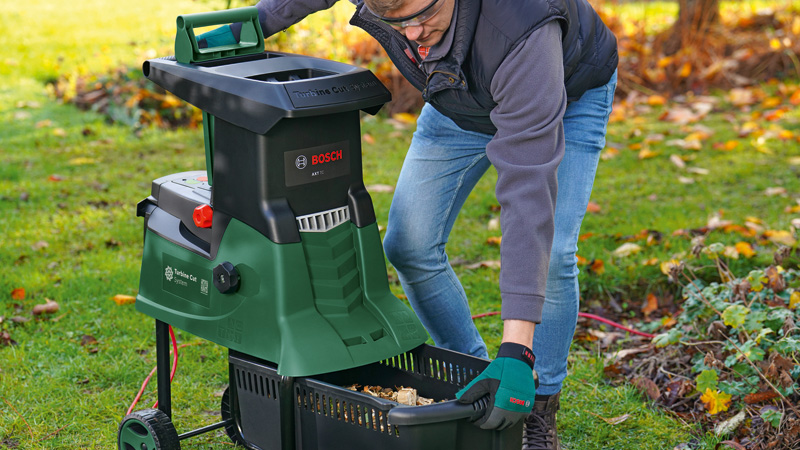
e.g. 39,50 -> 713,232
370,0 -> 446,28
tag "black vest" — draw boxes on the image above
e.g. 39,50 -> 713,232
350,0 -> 618,135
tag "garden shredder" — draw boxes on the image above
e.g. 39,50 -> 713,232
118,7 -> 523,450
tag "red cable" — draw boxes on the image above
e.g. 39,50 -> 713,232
471,311 -> 656,339
126,325 -> 180,415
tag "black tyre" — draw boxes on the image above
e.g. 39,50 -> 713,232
221,386 -> 257,449
118,408 -> 181,450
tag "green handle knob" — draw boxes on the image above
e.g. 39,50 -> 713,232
174,6 -> 264,64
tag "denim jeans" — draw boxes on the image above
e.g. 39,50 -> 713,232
383,71 -> 617,396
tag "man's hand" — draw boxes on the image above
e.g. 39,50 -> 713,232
196,25 -> 238,49
456,342 -> 537,430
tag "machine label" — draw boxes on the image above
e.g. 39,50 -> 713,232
284,141 -> 351,187
162,254 -> 211,308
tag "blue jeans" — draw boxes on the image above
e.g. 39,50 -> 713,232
384,71 -> 617,396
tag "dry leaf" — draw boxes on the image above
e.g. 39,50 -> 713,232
586,201 -> 602,213
678,176 -> 695,184
631,376 -> 660,400
362,133 -> 375,144
10,288 -> 25,300
700,388 -> 732,415
743,391 -> 779,404
111,294 -> 136,305
670,154 -> 686,169
464,260 -> 501,270
734,242 -> 756,258
764,230 -> 797,246
486,236 -> 502,246
396,387 -> 417,406
765,187 -> 787,197
588,259 -> 605,274
366,184 -> 395,193
32,299 -> 59,316
642,293 -> 659,315
612,243 -> 642,258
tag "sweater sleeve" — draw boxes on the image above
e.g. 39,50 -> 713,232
486,21 -> 567,324
232,0 -> 344,38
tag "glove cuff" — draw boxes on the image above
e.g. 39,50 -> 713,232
497,342 -> 535,370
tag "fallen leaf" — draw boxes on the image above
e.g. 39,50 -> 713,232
677,176 -> 695,184
486,236 -> 502,246
631,376 -> 660,400
586,201 -> 602,213
765,187 -> 787,196
670,154 -> 686,169
700,388 -> 732,415
362,133 -> 375,144
638,148 -> 660,159
642,293 -> 659,315
735,242 -> 756,258
32,299 -> 59,316
714,410 -> 747,437
111,294 -> 136,305
366,184 -> 394,193
588,259 -> 605,274
588,411 -> 632,425
31,240 -> 49,251
687,167 -> 709,175
716,440 -> 747,450
10,288 -> 25,300
789,291 -> 800,309
35,119 -> 53,128
743,391 -> 779,404
392,112 -> 417,125
612,243 -> 642,258
713,140 -> 739,151
763,230 -> 797,246
487,217 -> 500,231
647,95 -> 667,106
80,335 -> 98,346
464,260 -> 501,270
68,157 -> 97,166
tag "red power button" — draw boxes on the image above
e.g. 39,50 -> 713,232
193,204 -> 213,228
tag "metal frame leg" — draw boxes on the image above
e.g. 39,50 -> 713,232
156,319 -> 172,418
280,376 -> 296,450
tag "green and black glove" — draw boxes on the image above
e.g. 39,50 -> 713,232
456,342 -> 538,430
196,25 -> 238,49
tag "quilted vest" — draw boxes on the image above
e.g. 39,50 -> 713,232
350,0 -> 619,134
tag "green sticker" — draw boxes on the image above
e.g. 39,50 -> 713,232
162,253 -> 211,307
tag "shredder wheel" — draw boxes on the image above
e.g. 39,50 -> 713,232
118,409 -> 181,450
221,387 -> 256,449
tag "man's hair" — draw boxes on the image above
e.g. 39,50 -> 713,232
364,0 -> 407,17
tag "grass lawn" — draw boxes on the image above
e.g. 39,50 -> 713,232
1,0 -> 798,449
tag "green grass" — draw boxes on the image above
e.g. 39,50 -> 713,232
2,0 -> 799,448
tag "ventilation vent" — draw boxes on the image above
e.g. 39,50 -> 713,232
296,206 -> 350,232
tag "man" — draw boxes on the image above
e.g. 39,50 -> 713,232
201,1 -> 617,448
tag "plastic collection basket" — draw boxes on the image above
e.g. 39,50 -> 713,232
229,344 -> 523,450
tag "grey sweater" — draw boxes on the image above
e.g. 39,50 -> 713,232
249,0 -> 567,325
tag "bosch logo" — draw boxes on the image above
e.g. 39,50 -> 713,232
510,397 -> 531,407
312,150 -> 343,165
295,155 -> 308,169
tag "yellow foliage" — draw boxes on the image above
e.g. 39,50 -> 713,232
700,388 -> 732,415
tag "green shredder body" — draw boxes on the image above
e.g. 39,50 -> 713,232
136,32 -> 428,377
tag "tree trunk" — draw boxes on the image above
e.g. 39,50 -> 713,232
663,0 -> 721,55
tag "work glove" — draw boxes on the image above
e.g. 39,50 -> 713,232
456,342 -> 538,430
196,25 -> 238,49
